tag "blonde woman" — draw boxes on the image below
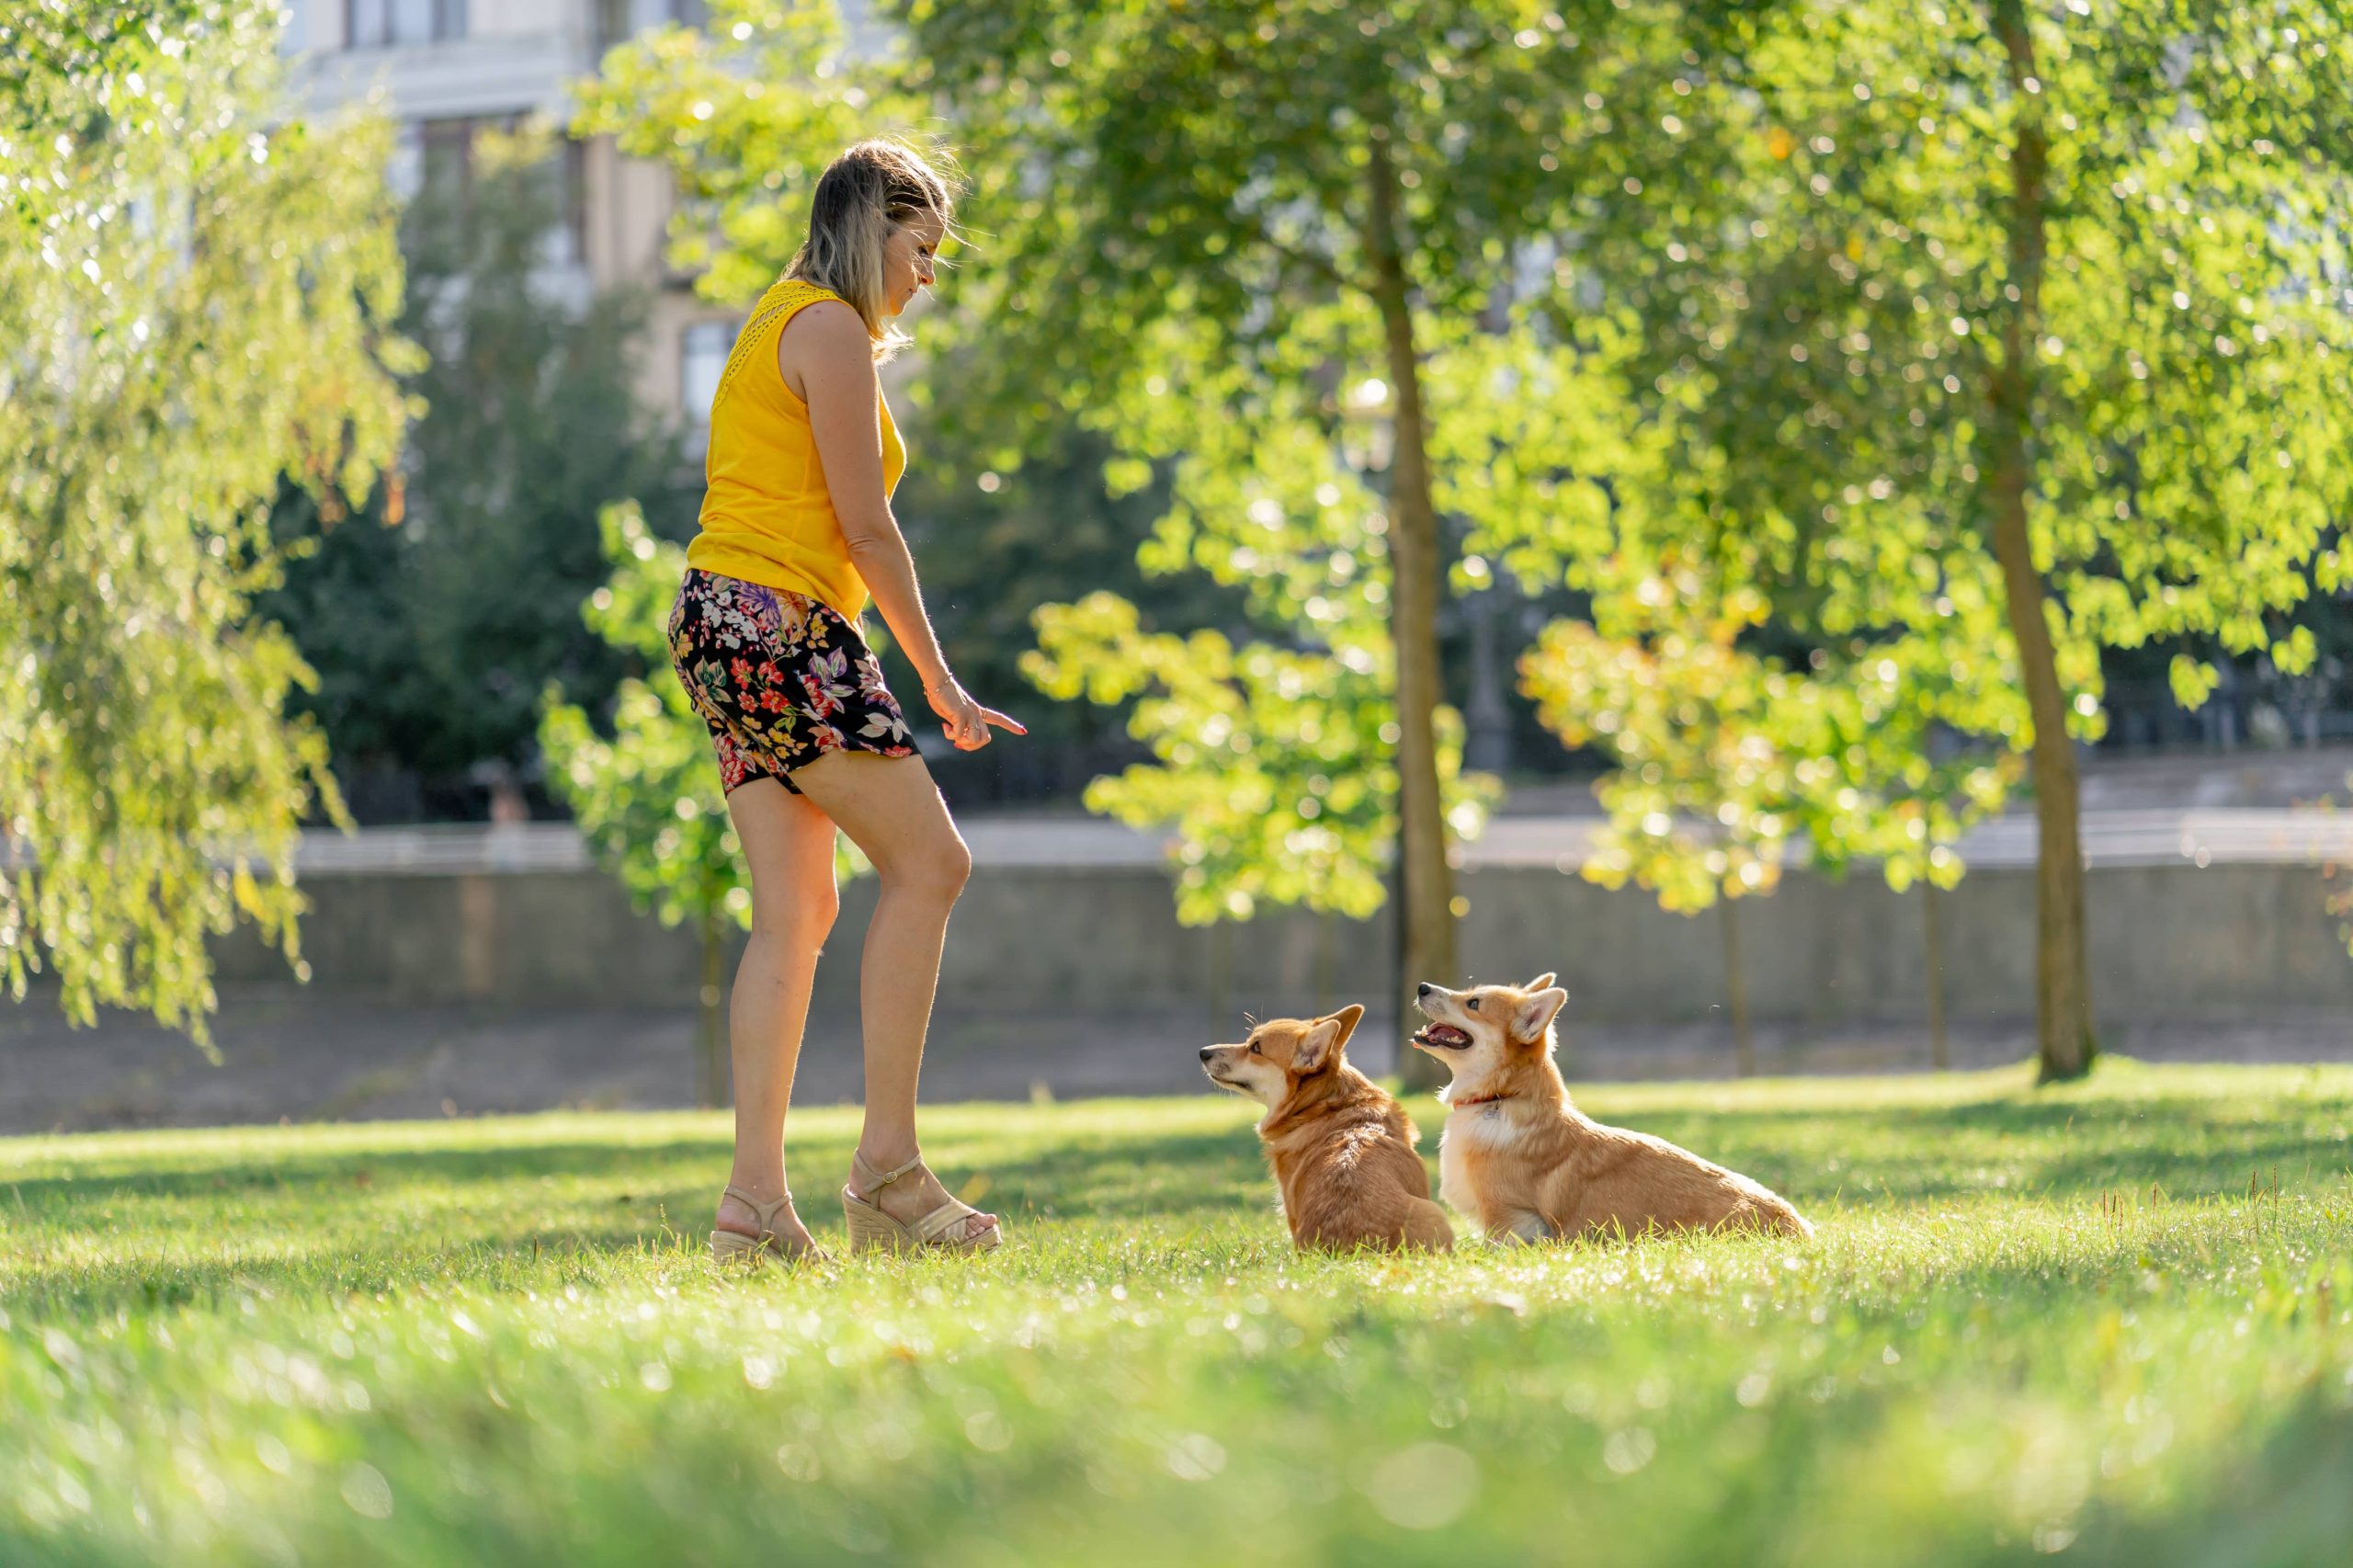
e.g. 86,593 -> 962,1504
667,141 -> 1019,1261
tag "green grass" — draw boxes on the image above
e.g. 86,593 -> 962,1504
5,1061 -> 2353,1566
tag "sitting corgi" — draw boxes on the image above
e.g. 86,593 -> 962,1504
1412,976 -> 1813,1243
1200,1005 -> 1453,1254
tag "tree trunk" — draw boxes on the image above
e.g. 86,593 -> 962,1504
1363,126 -> 1458,1092
1987,0 -> 2095,1083
1315,908 -> 1337,1017
1464,585 -> 1513,775
1924,881 -> 1950,1073
1209,917 -> 1233,1037
1721,898 -> 1756,1078
696,909 -> 726,1108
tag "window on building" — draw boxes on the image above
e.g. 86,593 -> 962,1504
415,117 -> 478,206
402,118 -> 589,271
681,323 -> 732,426
347,0 -> 465,48
595,0 -> 630,51
551,138 -> 588,269
597,0 -> 707,49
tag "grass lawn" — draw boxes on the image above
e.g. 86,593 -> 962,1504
4,1061 -> 2352,1566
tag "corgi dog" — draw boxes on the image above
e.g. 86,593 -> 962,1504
1411,976 -> 1813,1244
1200,1005 -> 1454,1254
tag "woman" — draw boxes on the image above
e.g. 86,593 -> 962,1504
667,140 -> 1021,1261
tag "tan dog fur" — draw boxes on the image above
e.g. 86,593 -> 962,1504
1411,976 -> 1813,1244
1200,1006 -> 1454,1254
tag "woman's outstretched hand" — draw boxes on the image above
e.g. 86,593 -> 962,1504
925,676 -> 1026,751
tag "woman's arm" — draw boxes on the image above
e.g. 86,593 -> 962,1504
791,303 -> 1021,749
794,303 -> 949,684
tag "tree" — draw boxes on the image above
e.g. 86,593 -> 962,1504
1552,0 -> 2353,1080
901,0 -> 1707,1076
265,125 -> 695,817
540,502 -> 866,1106
0,0 -> 414,1045
1017,305 -> 1505,943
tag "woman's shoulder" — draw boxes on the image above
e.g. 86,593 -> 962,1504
772,288 -> 873,405
779,295 -> 870,357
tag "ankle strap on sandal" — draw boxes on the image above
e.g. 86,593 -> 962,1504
851,1149 -> 925,1191
722,1185 -> 798,1228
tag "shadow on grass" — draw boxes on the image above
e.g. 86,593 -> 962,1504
1606,1090 -> 2353,1204
0,1123 -> 1264,1223
0,1121 -> 1269,1320
9,1085 -> 2349,1321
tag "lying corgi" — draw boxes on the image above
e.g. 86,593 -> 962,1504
1411,976 -> 1813,1243
1200,1005 -> 1454,1254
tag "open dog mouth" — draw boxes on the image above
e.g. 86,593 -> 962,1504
1411,1024 -> 1472,1051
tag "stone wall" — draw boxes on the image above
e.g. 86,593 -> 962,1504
208,855 -> 2353,1028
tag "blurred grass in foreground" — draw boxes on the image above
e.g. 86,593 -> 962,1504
3,1061 -> 2351,1565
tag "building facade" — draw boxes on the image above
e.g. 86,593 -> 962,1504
288,0 -> 739,438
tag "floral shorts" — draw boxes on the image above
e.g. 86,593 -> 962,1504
667,569 -> 916,795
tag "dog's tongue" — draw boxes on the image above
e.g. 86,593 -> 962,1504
1415,1023 -> 1471,1049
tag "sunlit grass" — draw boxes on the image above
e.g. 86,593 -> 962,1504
4,1062 -> 2351,1564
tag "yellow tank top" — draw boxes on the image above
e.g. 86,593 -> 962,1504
687,278 -> 904,619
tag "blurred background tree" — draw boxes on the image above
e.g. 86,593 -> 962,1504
899,0 -> 1714,1079
265,124 -> 698,824
0,0 -> 414,1045
1544,0 -> 2353,1080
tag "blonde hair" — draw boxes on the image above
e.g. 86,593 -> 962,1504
784,139 -> 959,361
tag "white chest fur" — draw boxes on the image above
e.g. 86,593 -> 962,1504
1438,1103 -> 1520,1211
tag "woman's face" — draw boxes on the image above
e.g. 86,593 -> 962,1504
883,213 -> 945,316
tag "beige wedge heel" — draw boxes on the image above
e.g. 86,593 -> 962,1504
709,1185 -> 831,1267
841,1151 -> 1003,1256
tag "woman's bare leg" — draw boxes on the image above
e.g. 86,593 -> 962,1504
785,749 -> 994,1242
714,777 -> 839,1248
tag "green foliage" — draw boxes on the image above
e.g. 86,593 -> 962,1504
1534,0 -> 2353,906
1029,592 -> 1493,923
1526,575 -> 2018,912
6,1066 -> 2353,1563
1020,301 -> 1504,921
899,0 -> 1683,409
895,1 -> 1700,926
266,126 -> 695,797
0,0 -> 414,1045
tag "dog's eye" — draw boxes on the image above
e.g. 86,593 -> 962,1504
1467,997 -> 1482,1012
1248,1041 -> 1262,1054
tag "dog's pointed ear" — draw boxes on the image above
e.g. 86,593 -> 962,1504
1297,1005 -> 1363,1072
1526,971 -> 1557,993
1512,986 -> 1568,1044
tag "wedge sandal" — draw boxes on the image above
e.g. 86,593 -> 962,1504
709,1185 -> 831,1267
841,1151 -> 1002,1256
